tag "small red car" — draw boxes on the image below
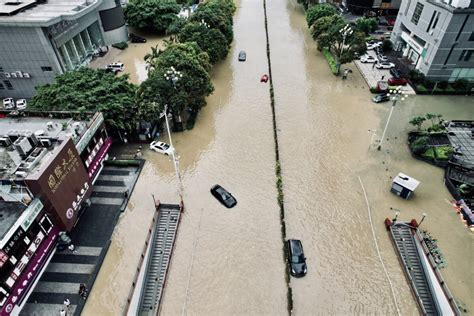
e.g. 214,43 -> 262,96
260,74 -> 269,83
388,77 -> 408,86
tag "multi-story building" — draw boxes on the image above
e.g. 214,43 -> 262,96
0,111 -> 110,314
391,0 -> 474,81
346,0 -> 403,15
0,0 -> 128,99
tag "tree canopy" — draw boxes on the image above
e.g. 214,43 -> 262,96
124,0 -> 181,33
30,68 -> 138,132
190,3 -> 234,44
354,17 -> 378,35
306,4 -> 337,27
310,15 -> 345,41
139,42 -> 214,121
178,22 -> 229,63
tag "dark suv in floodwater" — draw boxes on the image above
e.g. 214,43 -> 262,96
287,239 -> 307,277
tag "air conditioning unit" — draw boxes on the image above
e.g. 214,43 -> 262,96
15,171 -> 27,178
13,137 -> 32,158
0,137 -> 12,147
39,138 -> 52,148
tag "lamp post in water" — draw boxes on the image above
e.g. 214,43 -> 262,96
377,86 -> 408,151
163,66 -> 184,205
418,212 -> 427,227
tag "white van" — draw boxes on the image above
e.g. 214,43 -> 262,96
106,62 -> 124,73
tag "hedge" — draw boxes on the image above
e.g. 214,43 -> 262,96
112,42 -> 128,50
322,48 -> 338,75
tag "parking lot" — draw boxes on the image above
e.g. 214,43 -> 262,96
354,49 -> 416,95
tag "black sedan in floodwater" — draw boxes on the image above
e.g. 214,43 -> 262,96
210,185 -> 237,208
287,239 -> 307,277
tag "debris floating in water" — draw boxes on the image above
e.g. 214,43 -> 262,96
420,229 -> 447,268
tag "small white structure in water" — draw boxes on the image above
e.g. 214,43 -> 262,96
391,172 -> 420,199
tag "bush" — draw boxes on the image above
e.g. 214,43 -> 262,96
410,135 -> 429,154
382,40 -> 393,52
438,81 -> 449,90
370,86 -> 379,93
408,69 -> 425,84
416,84 -> 428,92
453,78 -> 470,91
322,48 -> 338,75
186,116 -> 196,130
112,42 -> 128,50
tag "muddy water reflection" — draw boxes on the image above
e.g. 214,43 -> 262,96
83,0 -> 473,314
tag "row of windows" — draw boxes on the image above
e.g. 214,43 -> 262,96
0,81 -> 13,90
0,66 -> 52,72
411,2 -> 424,25
459,50 -> 473,62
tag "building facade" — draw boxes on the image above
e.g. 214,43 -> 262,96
391,0 -> 474,81
0,112 -> 110,314
0,0 -> 128,99
346,0 -> 403,15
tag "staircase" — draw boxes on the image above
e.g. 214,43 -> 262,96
138,204 -> 181,315
391,224 -> 438,315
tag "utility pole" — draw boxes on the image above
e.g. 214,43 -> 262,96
378,86 -> 408,151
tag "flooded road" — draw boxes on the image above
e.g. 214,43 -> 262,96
83,0 -> 474,315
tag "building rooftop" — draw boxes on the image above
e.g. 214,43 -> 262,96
0,200 -> 26,241
0,0 -> 100,26
0,115 -> 88,179
447,121 -> 474,166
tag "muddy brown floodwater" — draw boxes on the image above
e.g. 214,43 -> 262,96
83,0 -> 474,315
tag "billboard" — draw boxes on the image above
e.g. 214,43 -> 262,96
26,139 -> 91,231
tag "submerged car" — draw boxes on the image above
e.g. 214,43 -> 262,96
388,77 -> 408,86
210,184 -> 237,208
376,62 -> 395,69
130,33 -> 147,43
238,51 -> 246,61
149,141 -> 174,155
15,99 -> 27,110
3,97 -> 14,110
360,55 -> 377,63
372,93 -> 390,103
287,239 -> 307,277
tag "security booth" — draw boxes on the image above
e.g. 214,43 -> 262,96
391,173 -> 420,199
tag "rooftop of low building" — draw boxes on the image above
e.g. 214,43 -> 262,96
0,0 -> 100,26
0,200 -> 27,241
0,112 -> 91,180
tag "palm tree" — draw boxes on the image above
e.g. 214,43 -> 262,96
144,45 -> 161,74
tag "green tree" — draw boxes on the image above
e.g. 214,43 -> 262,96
354,17 -> 377,35
409,116 -> 426,131
310,15 -> 345,42
425,113 -> 437,128
191,3 -> 234,44
30,68 -> 138,132
410,136 -> 429,154
178,22 -> 229,63
167,17 -> 189,41
306,4 -> 337,27
124,0 -> 180,33
139,42 -> 214,121
382,39 -> 393,52
408,69 -> 425,84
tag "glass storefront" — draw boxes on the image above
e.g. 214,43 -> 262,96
58,22 -> 104,71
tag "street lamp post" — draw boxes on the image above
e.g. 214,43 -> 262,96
418,212 -> 427,227
377,86 -> 408,151
338,24 -> 353,75
163,67 -> 184,205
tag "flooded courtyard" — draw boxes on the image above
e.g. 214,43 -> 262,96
83,0 -> 473,315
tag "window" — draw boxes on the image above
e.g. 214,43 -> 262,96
464,50 -> 473,62
431,12 -> 440,30
411,3 -> 424,25
469,32 -> 474,41
3,81 -> 13,90
426,11 -> 436,32
41,66 -> 53,71
0,83 -> 4,90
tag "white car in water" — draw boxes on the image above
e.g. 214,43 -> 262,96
16,99 -> 27,110
376,62 -> 396,69
149,141 -> 174,155
360,54 -> 377,63
3,98 -> 14,110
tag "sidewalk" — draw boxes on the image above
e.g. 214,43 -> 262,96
21,161 -> 144,316
354,50 -> 416,95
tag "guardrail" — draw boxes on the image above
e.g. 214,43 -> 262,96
123,199 -> 161,316
414,230 -> 461,315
